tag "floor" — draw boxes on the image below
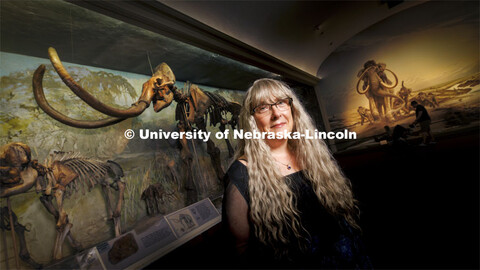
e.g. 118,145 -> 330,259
147,127 -> 479,269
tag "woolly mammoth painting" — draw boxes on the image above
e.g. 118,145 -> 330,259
318,1 -> 479,151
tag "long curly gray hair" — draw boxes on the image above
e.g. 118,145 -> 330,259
234,78 -> 359,256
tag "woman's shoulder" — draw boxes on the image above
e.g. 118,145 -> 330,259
226,158 -> 248,180
237,155 -> 247,166
224,158 -> 250,204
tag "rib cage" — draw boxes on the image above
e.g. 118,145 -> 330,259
202,91 -> 231,127
46,151 -> 112,197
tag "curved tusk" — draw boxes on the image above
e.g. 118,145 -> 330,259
0,167 -> 38,198
356,67 -> 373,94
48,47 -> 149,118
33,65 -> 127,129
379,69 -> 399,89
375,89 -> 405,111
356,79 -> 369,94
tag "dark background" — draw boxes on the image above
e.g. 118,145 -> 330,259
147,127 -> 479,269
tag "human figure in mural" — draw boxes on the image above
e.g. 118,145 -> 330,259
415,92 -> 431,107
398,81 -> 412,114
411,101 -> 436,146
413,92 -> 439,109
357,106 -> 373,125
427,93 -> 439,108
356,60 -> 402,122
222,79 -> 371,268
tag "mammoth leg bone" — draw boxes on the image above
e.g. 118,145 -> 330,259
141,189 -> 154,216
113,181 -> 125,237
7,199 -> 20,269
52,188 -> 72,260
0,214 -> 8,270
205,138 -> 224,181
65,229 -> 82,252
365,92 -> 380,121
101,184 -> 114,220
40,195 -> 59,219
0,206 -> 42,269
40,194 -> 81,252
167,162 -> 181,192
195,120 -> 224,181
177,121 -> 197,205
1,206 -> 11,269
375,89 -> 405,112
219,121 -> 234,158
13,216 -> 42,268
101,183 -> 123,236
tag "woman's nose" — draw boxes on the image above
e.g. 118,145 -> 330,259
270,105 -> 282,118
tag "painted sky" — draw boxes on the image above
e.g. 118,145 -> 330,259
317,1 -> 479,116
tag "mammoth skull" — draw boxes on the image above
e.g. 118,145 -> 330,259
32,47 -> 176,129
356,65 -> 399,95
0,143 -> 39,198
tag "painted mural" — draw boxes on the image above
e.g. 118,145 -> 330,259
318,1 -> 479,151
0,51 -> 245,267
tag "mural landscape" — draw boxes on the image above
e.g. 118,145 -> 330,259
318,1 -> 479,151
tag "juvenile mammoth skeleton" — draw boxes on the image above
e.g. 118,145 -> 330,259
33,47 -> 241,202
1,142 -> 125,262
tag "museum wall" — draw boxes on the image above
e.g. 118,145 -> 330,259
316,1 -> 479,151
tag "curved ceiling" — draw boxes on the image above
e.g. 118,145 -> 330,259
1,0 -> 426,90
161,0 -> 426,77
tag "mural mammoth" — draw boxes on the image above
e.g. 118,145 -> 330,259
357,60 -> 404,122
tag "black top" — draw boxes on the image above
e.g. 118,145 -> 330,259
222,160 -> 372,268
416,104 -> 431,122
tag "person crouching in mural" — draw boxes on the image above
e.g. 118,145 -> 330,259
410,101 -> 436,146
222,78 -> 371,268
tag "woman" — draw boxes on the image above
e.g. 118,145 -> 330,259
223,79 -> 371,268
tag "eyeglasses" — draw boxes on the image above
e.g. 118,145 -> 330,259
251,98 -> 292,115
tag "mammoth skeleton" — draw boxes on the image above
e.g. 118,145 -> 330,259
356,62 -> 404,122
1,142 -> 125,262
33,47 -> 241,203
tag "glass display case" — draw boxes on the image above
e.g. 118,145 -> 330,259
0,0 -> 322,268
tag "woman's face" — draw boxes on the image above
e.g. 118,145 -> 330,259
253,98 -> 294,136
